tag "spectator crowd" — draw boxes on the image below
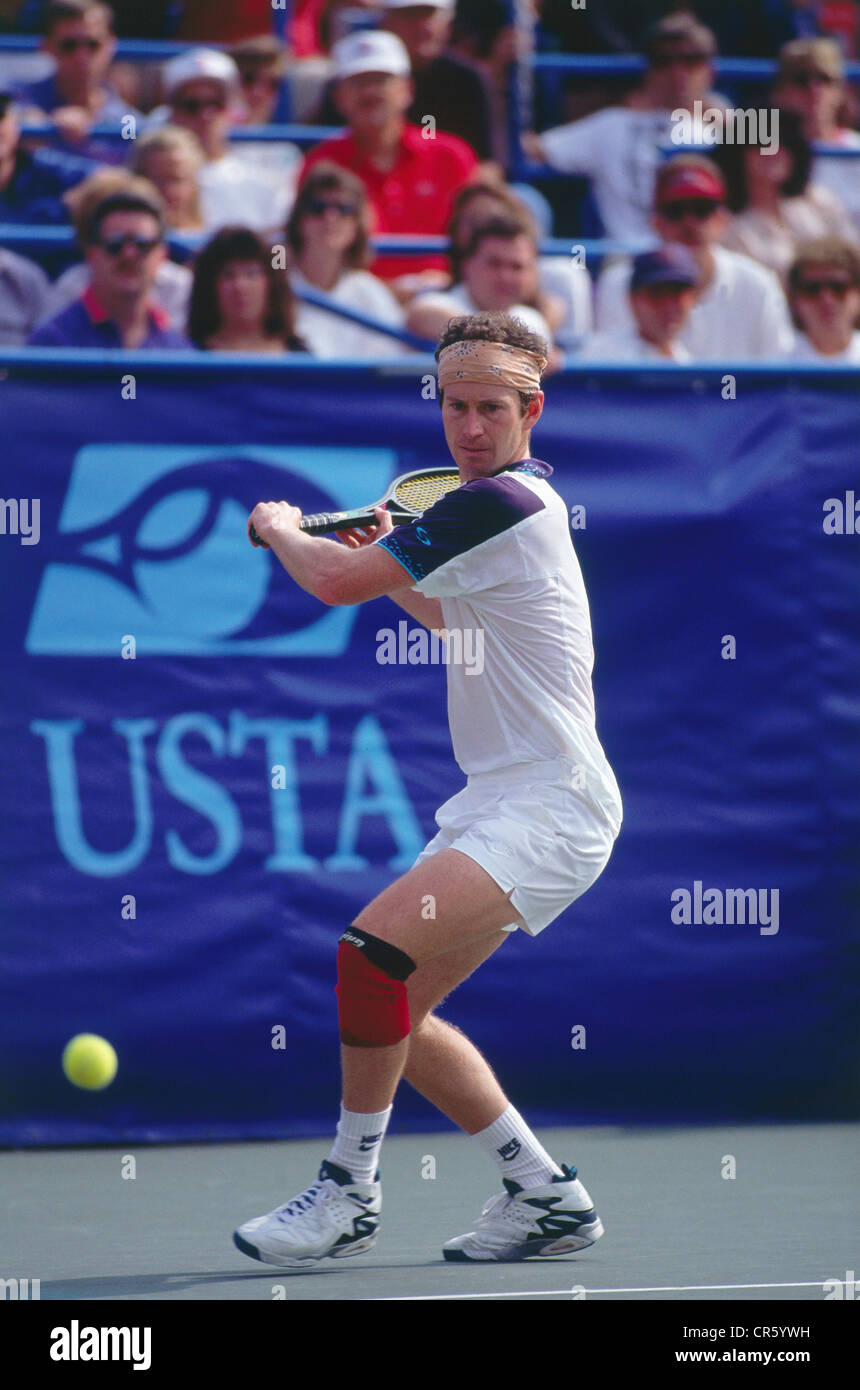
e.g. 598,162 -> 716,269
1,0 -> 859,363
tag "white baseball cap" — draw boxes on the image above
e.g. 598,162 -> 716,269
163,48 -> 240,99
332,30 -> 412,80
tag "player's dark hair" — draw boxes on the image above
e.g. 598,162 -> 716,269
711,109 -> 811,211
188,226 -> 305,350
434,312 -> 547,415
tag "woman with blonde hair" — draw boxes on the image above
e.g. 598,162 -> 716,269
130,125 -> 205,233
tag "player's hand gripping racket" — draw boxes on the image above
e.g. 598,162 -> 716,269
248,466 -> 460,548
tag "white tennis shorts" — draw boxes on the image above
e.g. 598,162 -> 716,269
412,755 -> 622,936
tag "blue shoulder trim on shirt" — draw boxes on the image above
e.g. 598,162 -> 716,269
377,469 -> 546,581
377,530 -> 427,582
496,458 -> 553,479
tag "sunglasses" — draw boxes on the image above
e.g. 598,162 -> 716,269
174,96 -> 226,114
99,234 -> 161,256
57,37 -> 103,53
652,52 -> 710,69
305,198 -> 359,217
659,198 -> 721,221
795,279 -> 854,297
785,71 -> 838,88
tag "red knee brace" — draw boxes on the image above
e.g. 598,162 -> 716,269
336,929 -> 415,1047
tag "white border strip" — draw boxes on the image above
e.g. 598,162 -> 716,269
375,1279 -> 841,1301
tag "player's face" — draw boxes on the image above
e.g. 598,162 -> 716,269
441,380 -> 543,479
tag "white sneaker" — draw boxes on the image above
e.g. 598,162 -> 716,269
442,1163 -> 604,1262
233,1160 -> 381,1268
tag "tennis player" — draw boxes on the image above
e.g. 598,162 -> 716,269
236,311 -> 622,1265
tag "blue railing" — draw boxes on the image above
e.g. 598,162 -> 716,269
0,224 -> 643,261
1,35 -> 858,82
0,349 -> 856,378
532,54 -> 860,81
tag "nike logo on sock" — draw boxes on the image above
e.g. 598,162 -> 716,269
497,1139 -> 521,1160
358,1132 -> 383,1151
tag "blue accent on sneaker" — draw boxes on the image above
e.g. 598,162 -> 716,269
502,1163 -> 578,1198
319,1159 -> 354,1185
318,1159 -> 381,1187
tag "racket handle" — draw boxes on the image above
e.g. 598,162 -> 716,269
249,507 -> 396,545
300,508 -> 388,536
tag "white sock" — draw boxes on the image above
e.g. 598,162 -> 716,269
327,1103 -> 392,1185
472,1104 -> 564,1189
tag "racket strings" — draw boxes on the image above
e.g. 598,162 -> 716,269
393,472 -> 460,513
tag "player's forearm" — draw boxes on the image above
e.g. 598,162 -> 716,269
388,587 -> 444,630
265,526 -> 350,603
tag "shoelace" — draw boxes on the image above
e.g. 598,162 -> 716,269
277,1181 -> 332,1219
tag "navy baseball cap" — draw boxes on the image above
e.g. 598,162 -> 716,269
631,245 -> 700,291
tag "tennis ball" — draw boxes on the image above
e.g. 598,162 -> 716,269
61,1034 -> 118,1091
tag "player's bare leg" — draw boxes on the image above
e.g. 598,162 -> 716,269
340,848 -> 525,1113
404,934 -> 512,1132
234,848 -> 604,1267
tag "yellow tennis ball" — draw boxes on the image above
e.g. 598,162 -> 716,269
62,1034 -> 118,1091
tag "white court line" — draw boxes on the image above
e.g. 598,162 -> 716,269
375,1279 -> 841,1301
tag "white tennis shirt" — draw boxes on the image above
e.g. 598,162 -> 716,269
378,459 -> 622,823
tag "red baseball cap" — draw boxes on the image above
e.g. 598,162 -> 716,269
656,163 -> 726,207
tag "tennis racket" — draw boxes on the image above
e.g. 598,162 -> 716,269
248,466 -> 461,547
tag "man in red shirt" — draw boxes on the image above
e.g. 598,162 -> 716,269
300,29 -> 478,287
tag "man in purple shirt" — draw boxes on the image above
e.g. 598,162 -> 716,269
29,188 -> 190,348
14,0 -> 140,165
